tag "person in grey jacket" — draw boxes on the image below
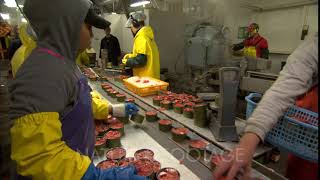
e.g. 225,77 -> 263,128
214,34 -> 318,180
9,0 -> 142,179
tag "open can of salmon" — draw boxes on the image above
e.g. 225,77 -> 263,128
106,147 -> 126,161
134,158 -> 155,179
156,167 -> 180,180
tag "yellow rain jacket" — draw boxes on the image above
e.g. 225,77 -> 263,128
11,59 -> 109,179
123,26 -> 160,79
10,90 -> 109,179
11,24 -> 36,77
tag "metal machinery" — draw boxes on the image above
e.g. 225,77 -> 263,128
166,23 -> 239,94
168,23 -> 278,94
239,56 -> 278,94
165,23 -> 279,141
185,23 -> 228,71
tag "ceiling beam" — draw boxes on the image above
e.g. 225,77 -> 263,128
239,0 -> 317,12
257,1 -> 317,12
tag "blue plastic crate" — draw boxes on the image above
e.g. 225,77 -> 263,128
246,93 -> 318,162
245,93 -> 262,120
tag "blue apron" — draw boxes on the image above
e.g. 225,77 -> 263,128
61,75 -> 95,158
36,48 -> 95,158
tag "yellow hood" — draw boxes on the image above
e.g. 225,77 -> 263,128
135,26 -> 155,41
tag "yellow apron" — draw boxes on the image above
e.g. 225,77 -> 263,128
243,46 -> 257,58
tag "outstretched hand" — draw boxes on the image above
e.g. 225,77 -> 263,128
213,133 -> 260,180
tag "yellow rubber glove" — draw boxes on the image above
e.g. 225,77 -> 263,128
122,54 -> 134,65
122,58 -> 128,65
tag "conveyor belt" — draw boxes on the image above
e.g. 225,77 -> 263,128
92,123 -> 200,180
88,79 -> 272,180
88,68 -> 288,180
93,79 -> 273,157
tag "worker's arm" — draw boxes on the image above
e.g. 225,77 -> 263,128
232,41 -> 245,51
260,48 -> 269,59
11,112 -> 144,180
214,35 -> 318,180
91,90 -> 139,120
126,54 -> 147,68
245,35 -> 318,140
259,38 -> 269,59
91,90 -> 111,120
11,112 -> 91,180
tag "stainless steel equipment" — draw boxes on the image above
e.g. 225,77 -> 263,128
240,56 -> 278,94
209,67 -> 240,142
186,24 -> 227,69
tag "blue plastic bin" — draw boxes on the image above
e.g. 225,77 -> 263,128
245,93 -> 318,162
245,93 -> 262,120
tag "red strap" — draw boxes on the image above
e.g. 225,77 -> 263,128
37,48 -> 64,59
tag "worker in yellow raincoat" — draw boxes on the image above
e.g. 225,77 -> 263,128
122,12 -> 160,79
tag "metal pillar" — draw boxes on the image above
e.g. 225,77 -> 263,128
210,67 -> 240,142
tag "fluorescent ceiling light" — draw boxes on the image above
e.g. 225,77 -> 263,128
112,12 -> 117,15
21,18 -> 27,22
130,0 -> 150,7
4,0 -> 17,7
0,13 -> 10,20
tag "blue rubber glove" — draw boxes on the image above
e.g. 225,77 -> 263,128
125,102 -> 139,116
82,163 -> 148,180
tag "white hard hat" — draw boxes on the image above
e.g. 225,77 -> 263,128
125,11 -> 146,28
